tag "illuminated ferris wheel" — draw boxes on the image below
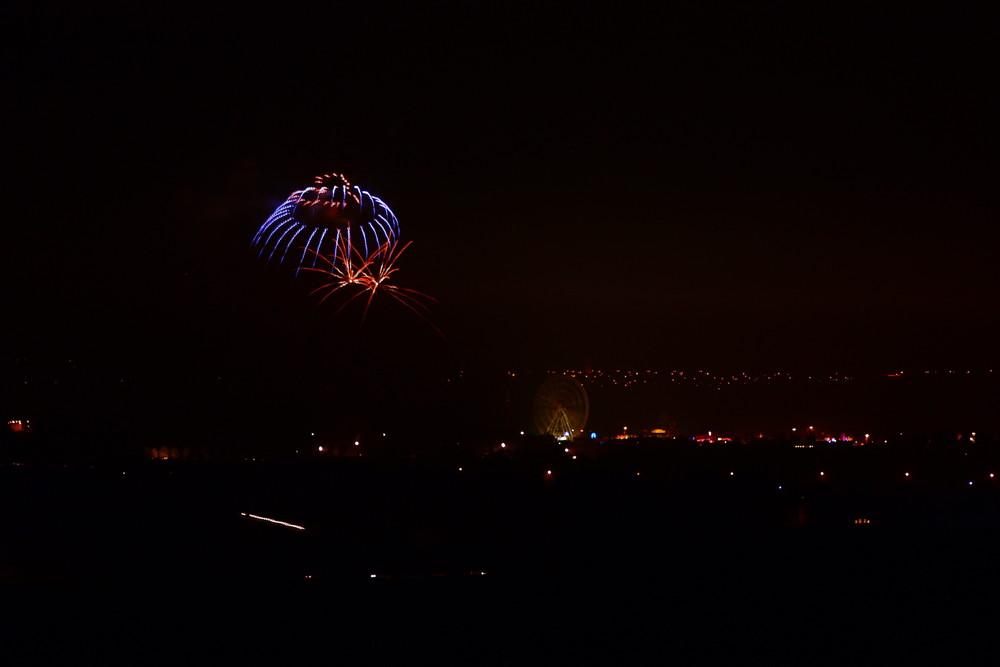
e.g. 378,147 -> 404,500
533,375 -> 589,440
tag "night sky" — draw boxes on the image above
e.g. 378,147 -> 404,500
4,4 -> 998,378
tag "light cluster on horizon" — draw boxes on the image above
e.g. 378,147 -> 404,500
545,368 -> 995,390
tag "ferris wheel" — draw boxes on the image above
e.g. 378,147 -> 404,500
533,375 -> 589,440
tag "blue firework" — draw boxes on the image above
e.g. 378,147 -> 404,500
252,172 -> 400,275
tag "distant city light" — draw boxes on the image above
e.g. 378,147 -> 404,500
354,441 -> 359,446
905,472 -> 910,477
819,471 -> 825,476
317,446 -> 323,452
501,442 -> 506,448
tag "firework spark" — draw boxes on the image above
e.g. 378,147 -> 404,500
303,239 -> 443,338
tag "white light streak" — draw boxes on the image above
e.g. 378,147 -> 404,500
240,512 -> 306,531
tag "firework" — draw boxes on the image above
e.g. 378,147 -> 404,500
257,172 -> 441,336
303,238 -> 442,337
252,173 -> 400,275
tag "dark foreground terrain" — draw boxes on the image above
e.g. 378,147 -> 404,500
3,450 -> 1000,663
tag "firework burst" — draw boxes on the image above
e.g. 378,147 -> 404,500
257,172 -> 441,337
303,235 -> 442,337
252,172 -> 399,275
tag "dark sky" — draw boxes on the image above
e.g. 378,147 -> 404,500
4,3 -> 998,376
